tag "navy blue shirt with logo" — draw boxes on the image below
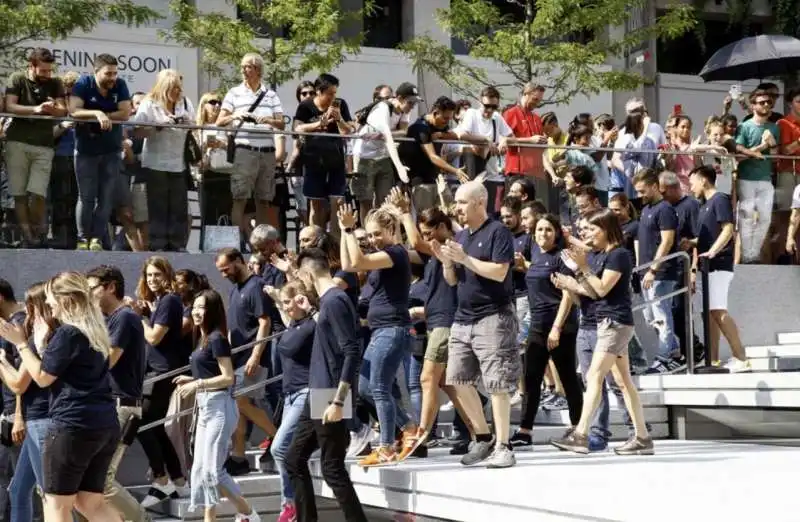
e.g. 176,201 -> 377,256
72,74 -> 131,156
637,199 -> 679,280
277,316 -> 314,394
422,254 -> 458,329
578,250 -> 606,329
594,247 -> 635,326
260,263 -> 287,335
190,330 -> 232,380
526,244 -> 576,330
146,293 -> 185,374
621,219 -> 641,293
310,288 -> 361,390
1,311 -> 26,416
334,270 -> 359,310
696,192 -> 735,273
512,231 -> 533,296
228,275 -> 273,368
454,219 -> 515,323
366,244 -> 411,329
107,306 -> 146,400
40,325 -> 117,429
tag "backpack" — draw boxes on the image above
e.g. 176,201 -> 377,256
354,100 -> 395,127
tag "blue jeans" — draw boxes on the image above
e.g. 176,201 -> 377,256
10,417 -> 50,522
74,152 -> 121,241
358,326 -> 412,446
641,279 -> 681,361
271,388 -> 308,504
189,391 -> 242,511
403,354 -> 422,425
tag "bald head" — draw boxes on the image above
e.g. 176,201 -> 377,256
455,181 -> 488,204
454,181 -> 489,227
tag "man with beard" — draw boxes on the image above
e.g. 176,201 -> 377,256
434,181 -> 519,468
215,248 -> 278,475
4,48 -> 67,247
69,53 -> 132,251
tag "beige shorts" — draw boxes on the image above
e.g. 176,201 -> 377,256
425,327 -> 450,364
231,147 -> 276,201
350,157 -> 395,204
596,319 -> 635,357
5,141 -> 54,197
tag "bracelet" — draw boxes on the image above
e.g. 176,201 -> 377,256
343,227 -> 354,234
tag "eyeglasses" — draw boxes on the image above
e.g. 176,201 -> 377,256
483,103 -> 499,110
300,90 -> 314,97
755,99 -> 772,106
207,99 -> 221,106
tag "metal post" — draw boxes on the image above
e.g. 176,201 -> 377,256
684,255 -> 695,374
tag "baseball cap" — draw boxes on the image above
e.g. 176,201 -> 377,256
396,82 -> 423,102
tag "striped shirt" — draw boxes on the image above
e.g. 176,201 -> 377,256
221,82 -> 284,148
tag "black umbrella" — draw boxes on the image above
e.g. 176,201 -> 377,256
699,34 -> 800,82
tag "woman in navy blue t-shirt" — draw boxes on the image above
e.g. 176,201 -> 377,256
550,209 -> 653,456
173,289 -> 257,521
510,214 -> 583,447
0,272 -> 120,521
132,256 -> 187,506
339,204 -> 417,467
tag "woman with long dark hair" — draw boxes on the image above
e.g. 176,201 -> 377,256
173,289 -> 258,521
509,214 -> 583,447
0,272 -> 121,521
132,256 -> 188,506
0,282 -> 54,522
551,209 -> 653,455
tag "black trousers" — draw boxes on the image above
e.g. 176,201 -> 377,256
136,378 -> 184,480
520,326 -> 583,430
285,404 -> 367,522
49,155 -> 78,249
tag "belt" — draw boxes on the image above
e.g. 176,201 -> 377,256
236,144 -> 275,153
116,397 -> 142,408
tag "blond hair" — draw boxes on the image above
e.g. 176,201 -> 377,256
196,92 -> 221,126
147,69 -> 183,110
60,71 -> 80,90
45,272 -> 111,358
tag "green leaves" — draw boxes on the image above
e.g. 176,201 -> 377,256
401,0 -> 696,105
163,0 -> 373,90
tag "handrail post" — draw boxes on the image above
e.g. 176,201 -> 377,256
684,252 -> 695,374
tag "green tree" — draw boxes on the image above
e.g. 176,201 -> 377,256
0,0 -> 161,76
165,0 -> 373,90
400,0 -> 696,105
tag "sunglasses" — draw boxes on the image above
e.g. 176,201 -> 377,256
483,103 -> 499,110
207,99 -> 221,106
754,99 -> 772,106
300,90 -> 314,97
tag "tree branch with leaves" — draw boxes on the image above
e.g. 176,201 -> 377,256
400,0 -> 696,106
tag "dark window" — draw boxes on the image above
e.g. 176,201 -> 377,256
657,14 -> 765,75
363,0 -> 403,49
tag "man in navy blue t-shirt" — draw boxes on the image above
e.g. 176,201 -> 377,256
685,166 -> 751,373
436,181 -> 519,469
68,53 -> 131,251
86,265 -> 150,521
216,248 -> 277,475
286,248 -> 367,522
633,169 -> 682,375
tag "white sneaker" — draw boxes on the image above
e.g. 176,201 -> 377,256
174,483 -> 190,498
347,424 -> 373,458
724,358 -> 752,373
141,481 -> 176,508
509,391 -> 523,407
235,509 -> 261,522
440,401 -> 454,412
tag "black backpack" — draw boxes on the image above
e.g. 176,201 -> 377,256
355,100 -> 395,127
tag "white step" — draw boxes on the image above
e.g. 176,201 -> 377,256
745,344 -> 800,359
778,332 -> 800,345
748,356 -> 800,372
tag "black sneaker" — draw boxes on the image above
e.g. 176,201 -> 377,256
259,449 -> 276,473
449,440 -> 470,456
508,430 -> 533,449
644,357 -> 685,375
410,443 -> 428,458
224,456 -> 251,476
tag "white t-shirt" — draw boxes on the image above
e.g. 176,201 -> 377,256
792,184 -> 800,210
353,102 -> 409,160
134,97 -> 196,173
620,121 -> 666,148
456,108 -> 513,181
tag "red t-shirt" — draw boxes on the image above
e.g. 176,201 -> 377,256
777,115 -> 800,175
503,105 -> 544,178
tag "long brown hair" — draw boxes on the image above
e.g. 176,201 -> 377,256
23,282 -> 57,348
193,289 -> 227,349
136,256 -> 176,302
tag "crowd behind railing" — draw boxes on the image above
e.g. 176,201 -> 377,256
0,48 -> 799,264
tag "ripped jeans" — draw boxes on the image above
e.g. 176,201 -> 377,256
641,279 -> 681,361
737,179 -> 774,263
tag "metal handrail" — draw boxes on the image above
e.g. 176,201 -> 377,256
143,329 -> 286,387
630,250 -> 695,374
137,373 -> 284,433
3,111 -> 800,160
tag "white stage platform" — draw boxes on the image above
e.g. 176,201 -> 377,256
313,440 -> 800,522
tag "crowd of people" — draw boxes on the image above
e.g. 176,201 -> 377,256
0,45 -> 793,522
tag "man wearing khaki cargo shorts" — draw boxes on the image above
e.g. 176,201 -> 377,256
217,53 -> 285,243
435,182 -> 520,469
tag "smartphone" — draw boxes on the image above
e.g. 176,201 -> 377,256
673,104 -> 683,115
729,84 -> 741,100
332,99 -> 341,110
